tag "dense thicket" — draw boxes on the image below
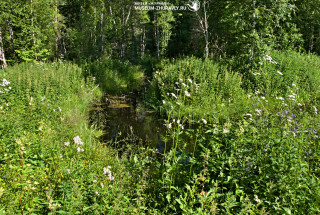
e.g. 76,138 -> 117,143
0,0 -> 319,67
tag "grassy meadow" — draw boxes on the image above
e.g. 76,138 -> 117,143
1,51 -> 320,214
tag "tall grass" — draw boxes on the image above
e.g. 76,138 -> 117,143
84,58 -> 145,95
0,62 -> 154,214
142,52 -> 320,214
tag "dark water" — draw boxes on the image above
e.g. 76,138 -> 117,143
89,95 -> 166,151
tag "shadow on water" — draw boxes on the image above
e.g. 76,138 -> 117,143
89,94 -> 167,153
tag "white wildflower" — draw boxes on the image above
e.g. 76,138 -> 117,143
254,194 -> 261,203
276,96 -> 284,100
77,147 -> 84,152
223,128 -> 229,134
202,119 -> 207,124
185,91 -> 191,97
255,109 -> 262,115
188,79 -> 192,84
74,136 -> 83,145
171,93 -> 177,99
64,142 -> 70,146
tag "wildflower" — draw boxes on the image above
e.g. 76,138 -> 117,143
101,183 -> 104,188
202,119 -> 207,124
185,91 -> 191,97
2,79 -> 10,86
162,100 -> 166,104
253,72 -> 261,76
64,142 -> 70,146
93,180 -> 97,183
103,166 -> 114,180
59,154 -> 63,158
77,147 -> 84,152
254,194 -> 261,203
171,93 -> 177,99
103,166 -> 111,175
223,128 -> 229,134
276,96 -> 284,100
95,191 -> 99,195
168,123 -> 172,129
74,136 -> 83,145
246,113 -> 252,117
177,119 -> 180,124
176,102 -> 181,105
66,169 -> 70,174
277,71 -> 283,75
58,107 -> 61,112
182,83 -> 187,87
188,79 -> 192,84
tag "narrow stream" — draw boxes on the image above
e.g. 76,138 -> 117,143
89,95 -> 167,152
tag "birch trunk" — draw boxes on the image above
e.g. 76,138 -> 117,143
101,3 -> 104,53
7,16 -> 15,54
0,27 -> 7,69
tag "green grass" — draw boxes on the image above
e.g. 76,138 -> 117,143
0,62 -> 154,214
84,58 -> 145,95
1,51 -> 320,214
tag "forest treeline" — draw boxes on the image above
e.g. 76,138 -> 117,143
0,0 -> 319,68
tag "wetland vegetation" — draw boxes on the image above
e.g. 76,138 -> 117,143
1,0 -> 320,214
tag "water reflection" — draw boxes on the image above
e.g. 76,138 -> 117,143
89,95 -> 166,151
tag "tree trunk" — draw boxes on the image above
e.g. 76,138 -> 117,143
141,26 -> 145,57
31,0 -> 37,60
55,0 -> 58,58
203,1 -> 209,58
0,27 -> 7,69
7,16 -> 15,55
196,0 -> 209,58
101,2 -> 104,54
156,11 -> 160,60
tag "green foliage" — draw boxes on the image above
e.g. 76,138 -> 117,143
85,58 -> 145,94
149,56 -> 247,120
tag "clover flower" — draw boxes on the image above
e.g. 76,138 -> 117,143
185,91 -> 191,97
